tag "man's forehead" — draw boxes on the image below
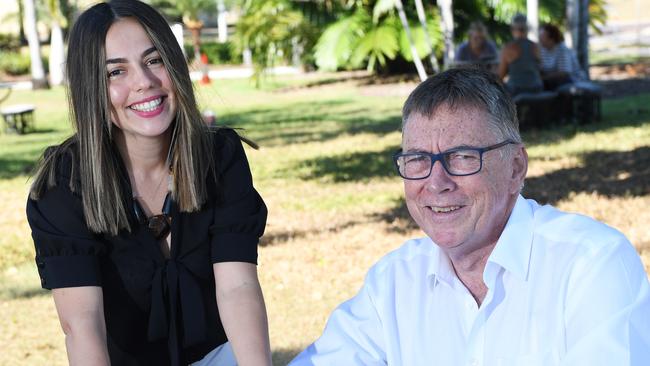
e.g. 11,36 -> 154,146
402,106 -> 496,147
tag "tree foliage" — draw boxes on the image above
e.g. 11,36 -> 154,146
235,0 -> 316,85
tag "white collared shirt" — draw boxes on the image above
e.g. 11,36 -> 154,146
290,196 -> 650,366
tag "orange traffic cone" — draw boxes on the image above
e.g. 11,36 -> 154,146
200,53 -> 210,85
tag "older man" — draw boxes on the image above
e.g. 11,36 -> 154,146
290,68 -> 650,366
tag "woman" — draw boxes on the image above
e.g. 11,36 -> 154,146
538,23 -> 586,90
26,1 -> 271,365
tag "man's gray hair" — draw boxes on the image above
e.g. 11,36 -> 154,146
401,67 -> 522,144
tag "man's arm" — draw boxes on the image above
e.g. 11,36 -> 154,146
561,239 -> 650,365
289,282 -> 386,366
213,262 -> 272,366
52,286 -> 110,365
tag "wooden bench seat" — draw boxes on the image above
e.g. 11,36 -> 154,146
1,104 -> 35,134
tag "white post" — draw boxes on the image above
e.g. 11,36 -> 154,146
171,23 -> 185,56
23,0 -> 48,88
217,0 -> 228,43
49,21 -> 65,85
527,0 -> 539,42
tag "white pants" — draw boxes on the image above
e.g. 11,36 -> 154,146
190,342 -> 237,366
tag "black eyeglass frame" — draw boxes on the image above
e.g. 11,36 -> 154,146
392,140 -> 517,180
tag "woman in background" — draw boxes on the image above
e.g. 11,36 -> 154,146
538,23 -> 587,90
26,1 -> 271,365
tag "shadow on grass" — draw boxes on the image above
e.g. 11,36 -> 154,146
370,196 -> 419,234
523,92 -> 650,148
0,284 -> 48,301
293,144 -> 399,183
272,348 -> 301,365
523,146 -> 650,205
0,156 -> 36,179
219,99 -> 401,147
260,219 -> 367,247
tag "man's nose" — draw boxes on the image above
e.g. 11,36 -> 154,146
425,159 -> 456,194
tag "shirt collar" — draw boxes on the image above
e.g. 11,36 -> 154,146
486,195 -> 535,282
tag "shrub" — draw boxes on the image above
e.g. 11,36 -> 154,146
0,33 -> 21,52
0,51 -> 30,75
184,41 -> 242,65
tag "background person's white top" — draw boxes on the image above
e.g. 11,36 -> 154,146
290,196 -> 650,366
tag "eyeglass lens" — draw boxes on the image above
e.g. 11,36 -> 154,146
398,149 -> 482,178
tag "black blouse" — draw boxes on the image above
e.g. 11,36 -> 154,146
26,129 -> 267,365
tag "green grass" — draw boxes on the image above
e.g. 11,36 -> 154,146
1,74 -> 649,365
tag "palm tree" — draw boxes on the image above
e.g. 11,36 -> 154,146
46,0 -> 66,86
176,0 -> 213,62
23,0 -> 49,89
392,0 -> 427,81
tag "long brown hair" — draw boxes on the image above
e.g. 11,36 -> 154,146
30,0 -> 214,236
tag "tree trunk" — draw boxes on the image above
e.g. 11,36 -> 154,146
18,0 -> 27,44
23,0 -> 49,89
190,26 -> 202,62
414,0 -> 439,73
217,0 -> 228,43
566,0 -> 590,79
527,0 -> 539,42
49,21 -> 65,85
438,0 -> 454,70
394,0 -> 427,81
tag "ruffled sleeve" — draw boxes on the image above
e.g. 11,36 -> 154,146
209,129 -> 267,264
26,152 -> 105,290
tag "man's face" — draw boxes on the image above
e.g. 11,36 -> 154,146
402,104 -> 527,256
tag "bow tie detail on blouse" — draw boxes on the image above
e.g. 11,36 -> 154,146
147,259 -> 208,365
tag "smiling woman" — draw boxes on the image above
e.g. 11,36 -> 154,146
25,1 -> 271,366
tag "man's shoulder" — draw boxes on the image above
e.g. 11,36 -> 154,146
365,237 -> 438,282
529,200 -> 629,251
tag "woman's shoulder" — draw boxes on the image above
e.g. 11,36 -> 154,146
39,136 -> 79,184
208,127 -> 253,162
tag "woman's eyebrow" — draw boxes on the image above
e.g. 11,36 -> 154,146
106,47 -> 157,65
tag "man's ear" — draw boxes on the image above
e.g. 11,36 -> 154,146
510,145 -> 528,194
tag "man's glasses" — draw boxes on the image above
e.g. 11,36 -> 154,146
393,140 -> 516,180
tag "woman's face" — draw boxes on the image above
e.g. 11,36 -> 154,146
105,18 -> 176,142
539,29 -> 555,49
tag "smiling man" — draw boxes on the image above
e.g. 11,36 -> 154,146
290,68 -> 650,366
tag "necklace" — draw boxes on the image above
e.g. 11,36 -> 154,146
131,171 -> 172,240
133,191 -> 172,240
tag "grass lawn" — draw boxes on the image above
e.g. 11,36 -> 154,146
1,74 -> 649,365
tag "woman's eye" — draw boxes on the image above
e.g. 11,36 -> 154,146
107,69 -> 123,78
147,57 -> 163,66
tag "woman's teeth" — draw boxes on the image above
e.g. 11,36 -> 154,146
130,98 -> 162,112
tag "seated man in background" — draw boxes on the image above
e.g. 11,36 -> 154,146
455,21 -> 499,68
539,23 -> 587,90
290,68 -> 650,366
498,13 -> 544,96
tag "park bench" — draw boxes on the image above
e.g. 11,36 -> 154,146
0,85 -> 36,134
513,90 -> 559,128
556,81 -> 602,125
